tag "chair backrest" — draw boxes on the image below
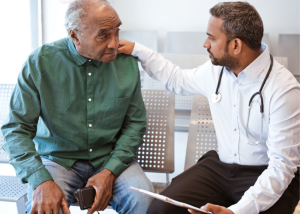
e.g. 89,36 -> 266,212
184,95 -> 218,170
0,84 -> 15,163
0,85 -> 176,172
274,57 -> 288,69
262,33 -> 271,53
138,89 -> 175,173
119,30 -> 158,52
165,32 -> 208,55
143,53 -> 210,110
278,34 -> 300,76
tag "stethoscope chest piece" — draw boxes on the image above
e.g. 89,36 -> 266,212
211,93 -> 222,103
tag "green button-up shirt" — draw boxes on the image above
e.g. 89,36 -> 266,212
1,37 -> 146,190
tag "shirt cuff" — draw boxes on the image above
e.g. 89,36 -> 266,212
228,194 -> 258,214
28,167 -> 53,190
104,156 -> 129,178
131,42 -> 154,62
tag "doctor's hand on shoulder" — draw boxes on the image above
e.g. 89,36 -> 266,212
118,39 -> 135,55
188,203 -> 234,214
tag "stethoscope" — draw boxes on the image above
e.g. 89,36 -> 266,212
210,54 -> 274,145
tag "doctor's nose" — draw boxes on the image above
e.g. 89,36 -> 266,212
203,37 -> 210,49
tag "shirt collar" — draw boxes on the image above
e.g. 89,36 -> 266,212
242,43 -> 270,82
67,37 -> 101,67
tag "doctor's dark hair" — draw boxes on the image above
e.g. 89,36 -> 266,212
210,2 -> 264,50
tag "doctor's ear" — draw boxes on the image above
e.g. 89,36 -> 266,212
231,38 -> 242,55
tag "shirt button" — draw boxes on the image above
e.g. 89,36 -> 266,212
90,149 -> 92,152
88,98 -> 92,102
88,73 -> 92,76
234,105 -> 236,107
89,59 -> 91,62
89,124 -> 92,127
234,129 -> 237,131
234,153 -> 237,156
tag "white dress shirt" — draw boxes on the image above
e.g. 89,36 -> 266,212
132,42 -> 300,214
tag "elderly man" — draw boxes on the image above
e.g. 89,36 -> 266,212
118,2 -> 300,214
1,0 -> 153,214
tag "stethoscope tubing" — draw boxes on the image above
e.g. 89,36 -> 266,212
212,54 -> 274,145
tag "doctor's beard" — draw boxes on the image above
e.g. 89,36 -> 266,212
207,48 -> 241,71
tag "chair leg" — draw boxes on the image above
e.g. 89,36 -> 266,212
166,173 -> 170,185
16,194 -> 27,214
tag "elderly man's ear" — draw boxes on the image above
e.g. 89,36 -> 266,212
70,30 -> 80,46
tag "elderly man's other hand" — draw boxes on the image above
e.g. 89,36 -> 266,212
86,169 -> 116,214
29,180 -> 70,214
118,39 -> 135,55
188,203 -> 234,214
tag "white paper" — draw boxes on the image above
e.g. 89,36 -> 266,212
129,186 -> 212,214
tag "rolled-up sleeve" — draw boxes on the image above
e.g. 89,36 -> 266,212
1,56 -> 53,190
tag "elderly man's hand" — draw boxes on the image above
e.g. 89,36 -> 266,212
29,180 -> 70,214
86,169 -> 116,214
118,39 -> 135,55
188,203 -> 234,214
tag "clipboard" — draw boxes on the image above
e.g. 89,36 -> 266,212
129,186 -> 212,214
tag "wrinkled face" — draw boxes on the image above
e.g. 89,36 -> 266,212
74,4 -> 121,63
203,16 -> 240,69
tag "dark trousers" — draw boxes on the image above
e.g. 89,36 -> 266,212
147,151 -> 300,214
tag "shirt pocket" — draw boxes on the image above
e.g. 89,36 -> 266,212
102,96 -> 132,129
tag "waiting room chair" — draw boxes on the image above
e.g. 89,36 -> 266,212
184,94 -> 300,213
143,53 -> 210,131
184,95 -> 218,170
119,30 -> 158,52
261,33 -> 272,53
0,85 -> 175,212
138,89 -> 175,192
0,84 -> 28,214
164,32 -> 208,55
278,34 -> 300,76
72,89 -> 175,209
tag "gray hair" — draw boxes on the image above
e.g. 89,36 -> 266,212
65,0 -> 111,37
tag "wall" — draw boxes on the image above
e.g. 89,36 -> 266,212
113,0 -> 300,55
42,0 -> 300,56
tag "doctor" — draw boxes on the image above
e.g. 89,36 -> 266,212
118,2 -> 300,214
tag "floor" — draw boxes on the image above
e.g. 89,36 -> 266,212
0,131 -> 189,214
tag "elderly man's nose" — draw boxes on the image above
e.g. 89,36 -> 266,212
108,36 -> 119,49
